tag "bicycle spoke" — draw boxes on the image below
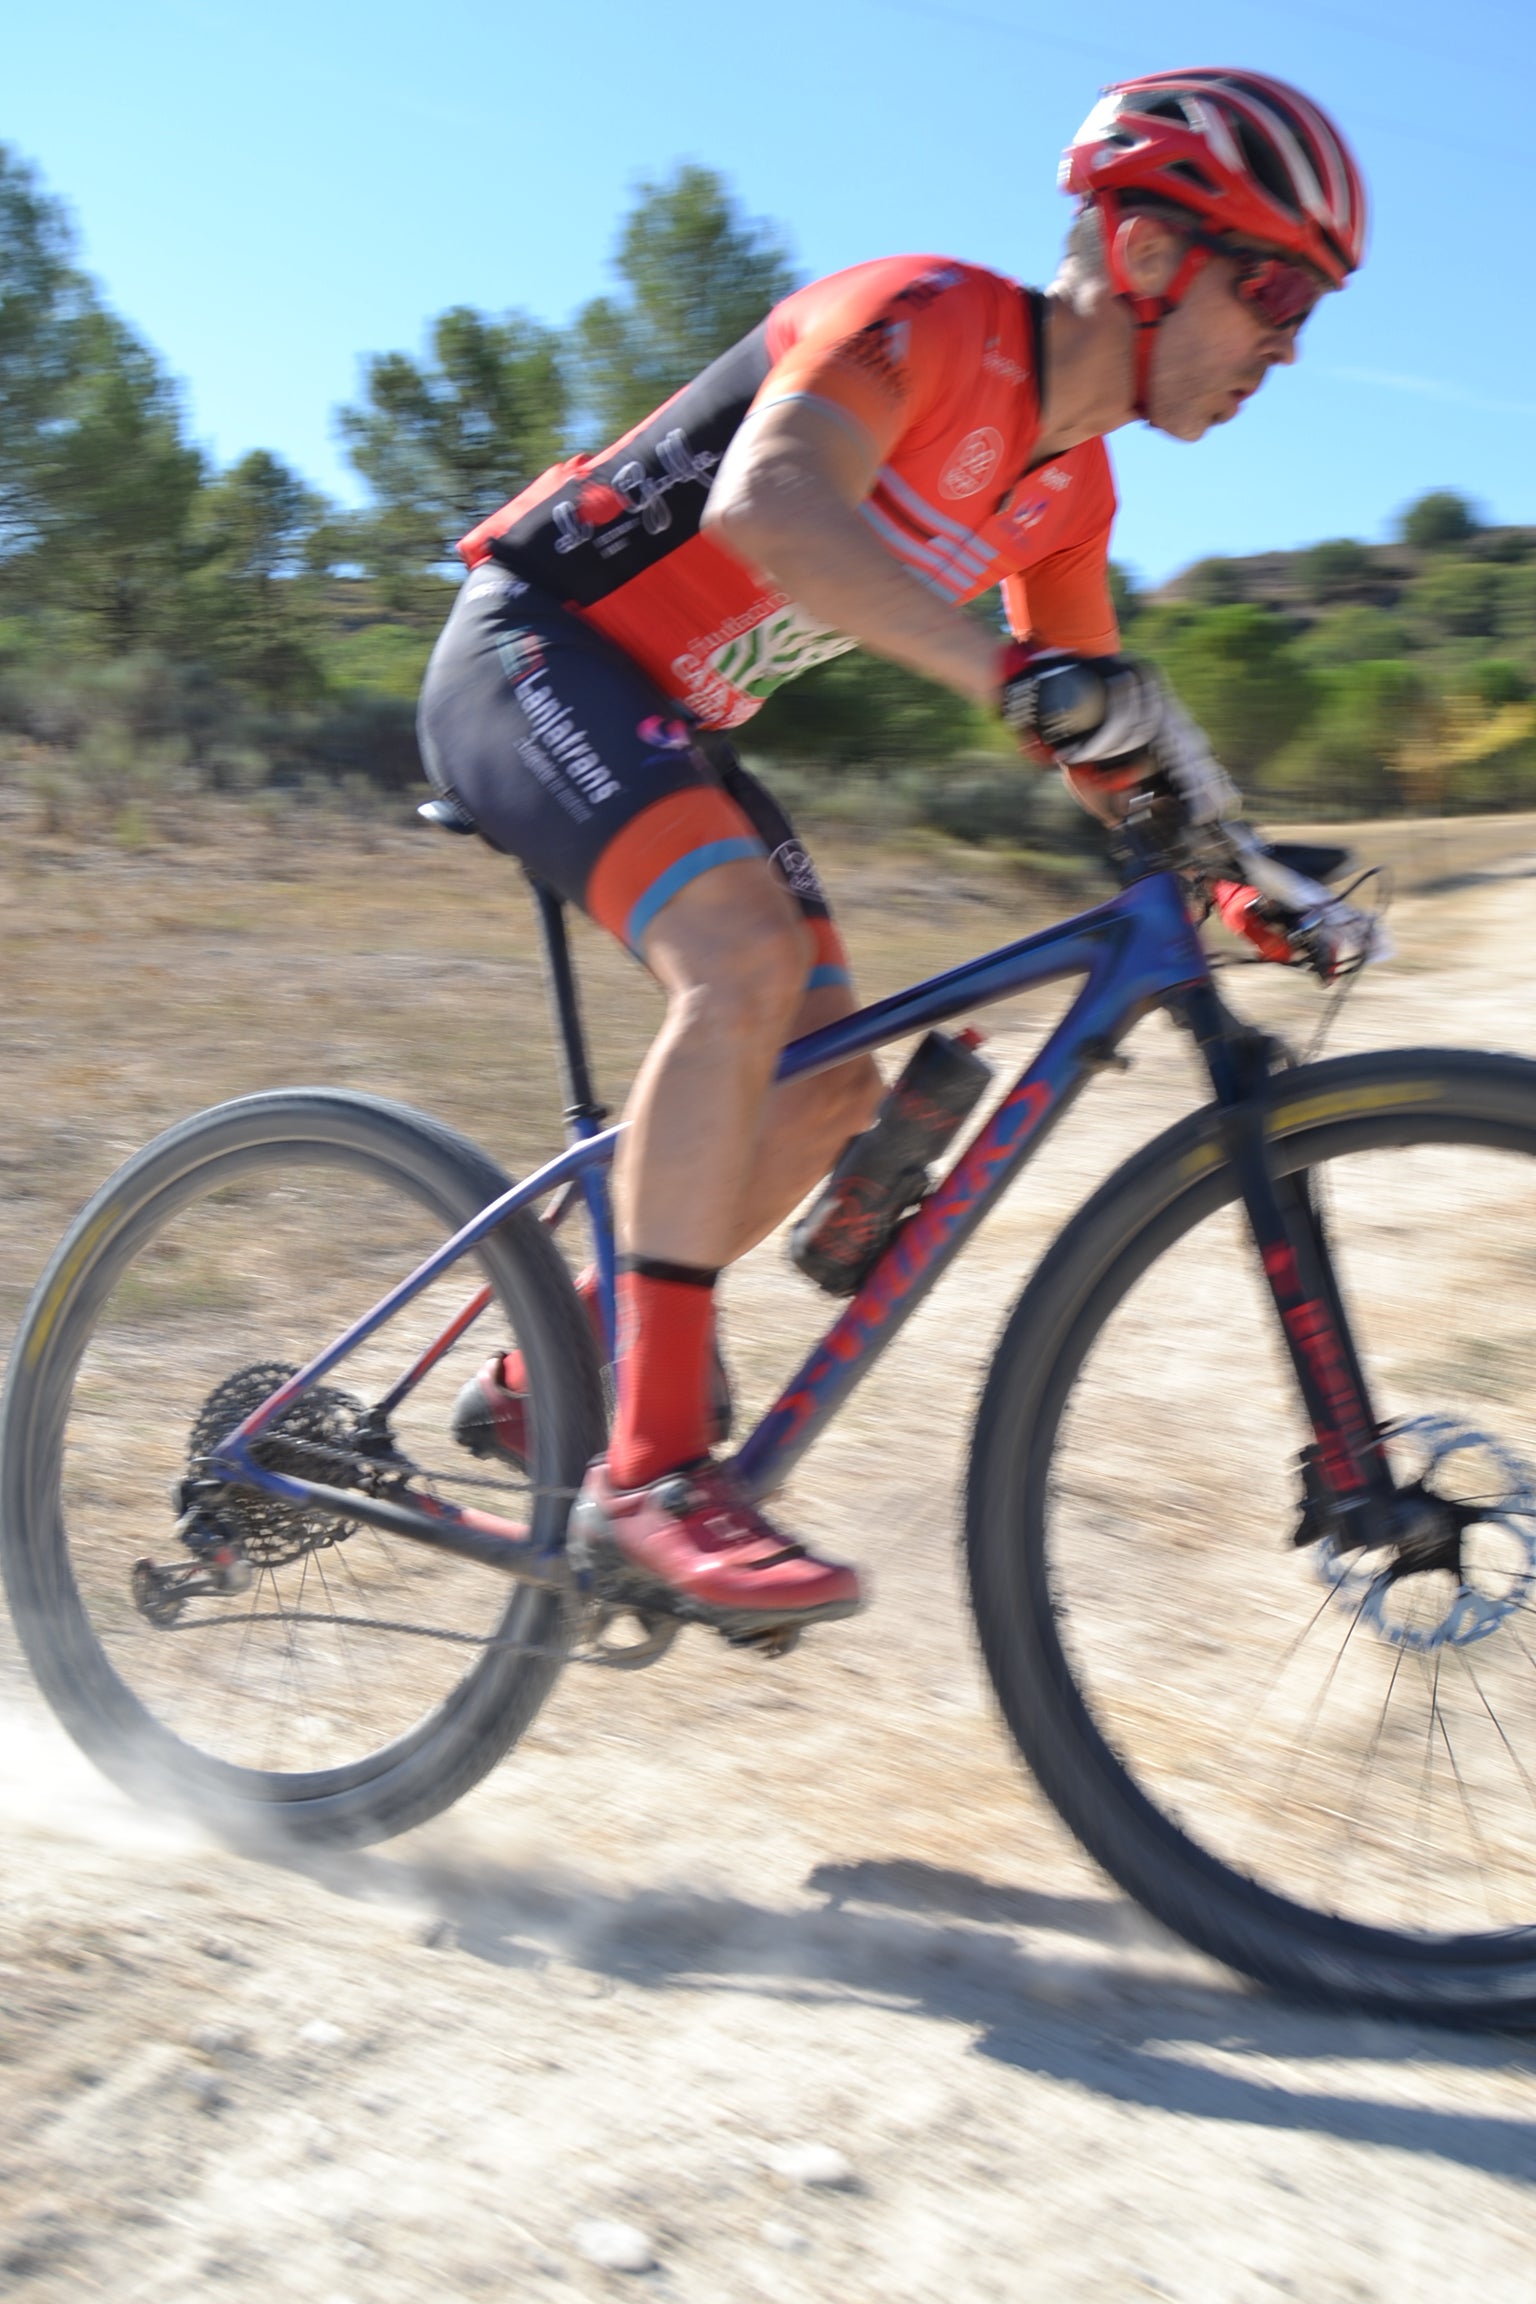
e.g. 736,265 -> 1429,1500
1035,1126 -> 1536,1942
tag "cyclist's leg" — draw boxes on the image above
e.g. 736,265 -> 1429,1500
707,749 -> 881,1261
420,569 -> 860,1621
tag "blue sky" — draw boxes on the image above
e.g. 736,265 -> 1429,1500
7,0 -> 1532,582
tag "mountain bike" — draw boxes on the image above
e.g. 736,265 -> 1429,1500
7,803 -> 1536,2024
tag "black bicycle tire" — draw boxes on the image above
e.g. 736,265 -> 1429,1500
966,1046 -> 1536,2022
0,1088 -> 607,1847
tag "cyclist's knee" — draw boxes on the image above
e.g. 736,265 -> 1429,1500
827,1050 -> 884,1137
645,862 -> 810,1038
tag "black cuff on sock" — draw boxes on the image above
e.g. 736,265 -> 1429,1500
620,1254 -> 720,1289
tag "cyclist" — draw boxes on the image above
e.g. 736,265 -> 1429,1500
420,67 -> 1376,1639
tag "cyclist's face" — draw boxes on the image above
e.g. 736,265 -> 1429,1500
1149,251 -> 1307,442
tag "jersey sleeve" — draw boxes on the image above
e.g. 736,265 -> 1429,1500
751,260 -> 984,467
1001,515 -> 1120,657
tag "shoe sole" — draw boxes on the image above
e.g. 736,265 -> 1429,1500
575,1533 -> 862,1640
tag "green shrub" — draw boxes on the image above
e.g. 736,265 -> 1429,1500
1149,604 -> 1311,776
1293,606 -> 1410,668
1463,660 -> 1532,710
1399,490 -> 1481,550
1405,560 -> 1505,640
1181,557 -> 1250,607
1297,538 -> 1374,603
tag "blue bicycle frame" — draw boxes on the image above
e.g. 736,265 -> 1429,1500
208,867 -> 1220,1578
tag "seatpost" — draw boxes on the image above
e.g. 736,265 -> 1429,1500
528,877 -> 617,1362
530,878 -> 606,1131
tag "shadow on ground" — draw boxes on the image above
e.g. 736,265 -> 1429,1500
280,1843 -> 1536,2185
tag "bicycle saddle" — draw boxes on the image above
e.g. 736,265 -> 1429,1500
418,794 -> 481,835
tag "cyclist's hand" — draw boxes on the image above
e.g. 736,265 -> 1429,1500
999,647 -> 1241,829
1211,828 -> 1393,979
998,643 -> 1161,768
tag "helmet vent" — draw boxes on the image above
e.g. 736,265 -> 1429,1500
1160,159 -> 1219,195
1233,117 -> 1300,216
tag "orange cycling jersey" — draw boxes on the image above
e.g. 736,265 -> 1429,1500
459,255 -> 1120,730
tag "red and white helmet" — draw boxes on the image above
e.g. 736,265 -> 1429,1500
1061,67 -> 1367,286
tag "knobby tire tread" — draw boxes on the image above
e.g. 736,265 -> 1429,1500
0,1089 -> 607,1848
966,1047 -> 1536,2023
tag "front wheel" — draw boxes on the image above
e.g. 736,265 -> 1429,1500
0,1090 -> 607,1847
968,1048 -> 1536,2021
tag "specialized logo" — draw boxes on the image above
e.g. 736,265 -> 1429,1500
552,430 -> 719,555
765,1077 -> 1055,1450
939,427 -> 1004,500
1261,1239 -> 1375,1495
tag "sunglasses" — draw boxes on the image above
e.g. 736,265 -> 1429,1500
1186,234 -> 1330,332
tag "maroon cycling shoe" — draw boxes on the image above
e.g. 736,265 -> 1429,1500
450,1352 -> 539,1472
568,1459 -> 863,1635
452,1342 -> 734,1475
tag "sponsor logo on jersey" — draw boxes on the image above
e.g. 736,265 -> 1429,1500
637,714 -> 693,754
832,318 -> 909,402
675,602 -> 858,714
514,673 -> 621,806
894,263 -> 964,310
982,341 -> 1031,387
1005,466 -> 1072,534
494,628 -> 545,678
771,840 -> 826,904
939,426 -> 1004,500
552,430 -> 720,556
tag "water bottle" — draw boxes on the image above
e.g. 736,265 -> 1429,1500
790,1029 -> 993,1295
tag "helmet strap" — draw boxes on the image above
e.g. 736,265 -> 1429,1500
1099,198 -> 1214,422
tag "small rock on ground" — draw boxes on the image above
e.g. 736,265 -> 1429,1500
764,2143 -> 857,2190
572,2218 -> 656,2273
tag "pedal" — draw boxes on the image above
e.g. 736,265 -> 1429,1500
576,1537 -> 815,1652
725,1624 -> 802,1659
578,1603 -> 682,1672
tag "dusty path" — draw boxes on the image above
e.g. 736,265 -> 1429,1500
2,802 -> 1535,2300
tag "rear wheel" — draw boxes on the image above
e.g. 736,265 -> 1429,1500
968,1049 -> 1536,2019
0,1090 -> 606,1847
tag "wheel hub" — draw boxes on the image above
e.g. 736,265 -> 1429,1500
185,1361 -> 370,1568
1312,1414 -> 1536,1651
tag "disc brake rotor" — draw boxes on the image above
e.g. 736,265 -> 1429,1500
1314,1413 -> 1536,1651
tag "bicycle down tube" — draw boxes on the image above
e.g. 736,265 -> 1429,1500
209,871 -> 1206,1557
209,865 -> 1391,1570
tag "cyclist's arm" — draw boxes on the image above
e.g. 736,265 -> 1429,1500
1002,518 -> 1120,657
703,396 -> 1002,707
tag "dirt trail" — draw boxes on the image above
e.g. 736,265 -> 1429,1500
2,807 -> 1535,2301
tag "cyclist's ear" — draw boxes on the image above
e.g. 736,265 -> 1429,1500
1114,211 -> 1188,297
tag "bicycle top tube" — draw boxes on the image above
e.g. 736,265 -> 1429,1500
217,868 -> 1208,1490
776,869 -> 1208,1085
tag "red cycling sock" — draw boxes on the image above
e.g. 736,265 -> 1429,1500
499,1266 -> 605,1393
607,1261 -> 719,1489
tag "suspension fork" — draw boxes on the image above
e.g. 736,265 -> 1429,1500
1176,983 -> 1394,1516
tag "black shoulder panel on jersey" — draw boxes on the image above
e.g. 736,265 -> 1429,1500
489,321 -> 774,608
